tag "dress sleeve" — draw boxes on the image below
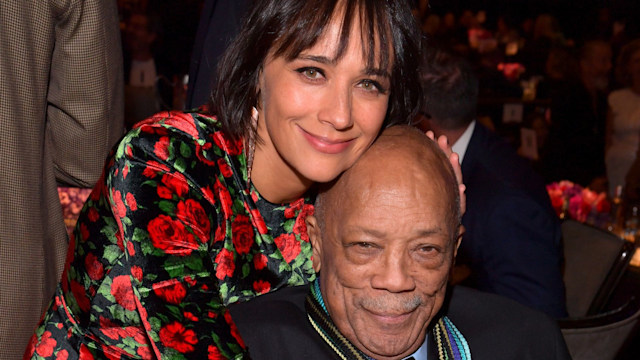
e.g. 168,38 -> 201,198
47,0 -> 124,187
95,119 -> 247,359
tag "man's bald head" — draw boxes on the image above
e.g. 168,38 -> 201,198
315,125 -> 461,239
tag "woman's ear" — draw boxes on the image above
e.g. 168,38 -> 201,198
306,215 -> 322,273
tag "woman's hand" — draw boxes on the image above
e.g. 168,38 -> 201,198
425,130 -> 466,216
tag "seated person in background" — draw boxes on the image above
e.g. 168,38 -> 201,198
229,125 -> 571,360
417,48 -> 567,318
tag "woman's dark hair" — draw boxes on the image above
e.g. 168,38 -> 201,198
210,0 -> 423,141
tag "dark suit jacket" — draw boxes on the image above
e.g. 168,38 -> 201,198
459,122 -> 567,318
229,285 -> 571,360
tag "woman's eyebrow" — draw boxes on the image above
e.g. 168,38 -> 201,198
297,54 -> 390,78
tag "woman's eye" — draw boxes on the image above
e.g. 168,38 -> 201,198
297,67 -> 324,80
359,79 -> 386,93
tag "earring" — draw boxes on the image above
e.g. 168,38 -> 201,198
245,107 -> 258,184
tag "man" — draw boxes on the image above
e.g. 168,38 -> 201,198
0,1 -> 123,358
417,49 -> 567,318
229,126 -> 570,359
541,39 -> 612,188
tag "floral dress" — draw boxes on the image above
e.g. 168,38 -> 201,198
25,111 -> 316,359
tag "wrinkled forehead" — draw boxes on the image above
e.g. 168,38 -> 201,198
269,0 -> 393,73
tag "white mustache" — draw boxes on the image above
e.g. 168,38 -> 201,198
359,295 -> 423,314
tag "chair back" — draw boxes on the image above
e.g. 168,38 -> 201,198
562,219 -> 634,317
560,296 -> 640,360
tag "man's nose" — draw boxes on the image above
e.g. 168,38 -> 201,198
370,253 -> 416,293
317,85 -> 353,130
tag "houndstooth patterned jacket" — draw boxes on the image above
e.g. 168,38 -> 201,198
0,0 -> 124,358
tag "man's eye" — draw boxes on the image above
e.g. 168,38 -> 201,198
356,242 -> 374,249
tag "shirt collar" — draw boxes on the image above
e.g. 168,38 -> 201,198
403,336 -> 429,359
451,120 -> 476,164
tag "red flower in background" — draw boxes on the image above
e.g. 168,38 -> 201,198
159,321 -> 198,353
153,279 -> 187,305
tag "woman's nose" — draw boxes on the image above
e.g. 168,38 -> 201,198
318,85 -> 353,130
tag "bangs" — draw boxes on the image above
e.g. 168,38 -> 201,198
271,0 -> 392,73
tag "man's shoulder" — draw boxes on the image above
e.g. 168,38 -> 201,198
229,286 -> 338,360
445,286 -> 570,360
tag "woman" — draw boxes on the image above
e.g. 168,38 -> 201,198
26,0 -> 461,358
606,39 -> 640,196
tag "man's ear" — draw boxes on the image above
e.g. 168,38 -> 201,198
306,215 -> 322,273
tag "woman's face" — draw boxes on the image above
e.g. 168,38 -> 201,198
255,15 -> 392,190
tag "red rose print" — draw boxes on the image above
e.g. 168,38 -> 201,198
126,192 -> 138,211
85,252 -> 104,281
249,208 -> 268,234
159,321 -> 198,353
157,173 -> 189,199
88,207 -> 99,222
123,164 -> 130,179
213,131 -> 242,155
79,222 -> 90,242
131,265 -> 143,282
274,233 -> 302,263
148,214 -> 199,256
252,280 -> 271,294
293,204 -> 314,242
214,179 -> 232,219
208,345 -> 225,360
70,280 -> 90,312
201,185 -> 214,204
111,275 -> 137,311
214,220 -> 226,243
176,199 -> 210,242
232,214 -> 254,255
137,345 -> 152,359
224,310 -> 246,348
142,160 -> 170,178
125,144 -> 133,157
183,311 -> 199,321
153,279 -> 187,305
79,344 -> 95,360
284,198 -> 304,218
35,331 -> 56,357
217,158 -> 233,177
162,112 -> 199,138
195,142 -> 217,166
253,253 -> 268,270
111,190 -> 127,218
100,317 -> 122,340
55,349 -> 69,360
154,136 -> 170,160
127,240 -> 135,256
215,248 -> 235,280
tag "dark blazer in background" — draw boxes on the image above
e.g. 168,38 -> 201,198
459,122 -> 567,318
229,285 -> 571,360
186,0 -> 251,109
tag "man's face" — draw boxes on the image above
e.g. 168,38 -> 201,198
308,163 -> 459,360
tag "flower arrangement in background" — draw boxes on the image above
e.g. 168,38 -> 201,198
546,180 -> 611,225
497,62 -> 526,82
58,186 -> 93,235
